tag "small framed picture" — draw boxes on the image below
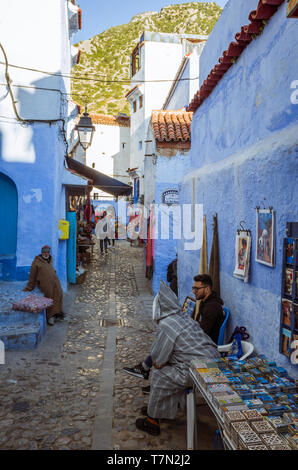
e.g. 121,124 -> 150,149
282,328 -> 292,358
182,296 -> 196,317
285,238 -> 296,265
285,268 -> 294,296
256,209 -> 275,267
281,299 -> 292,328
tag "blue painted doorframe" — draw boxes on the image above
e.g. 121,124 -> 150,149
0,172 -> 18,256
66,211 -> 77,284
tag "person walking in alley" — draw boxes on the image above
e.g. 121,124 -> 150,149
133,282 -> 220,436
23,245 -> 64,326
95,213 -> 109,254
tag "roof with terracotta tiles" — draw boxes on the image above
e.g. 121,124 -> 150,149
88,114 -> 130,127
151,110 -> 193,147
187,0 -> 285,113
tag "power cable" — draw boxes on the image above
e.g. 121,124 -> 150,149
0,42 -> 71,156
0,59 -> 199,84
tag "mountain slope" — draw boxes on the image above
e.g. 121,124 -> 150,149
72,2 -> 222,115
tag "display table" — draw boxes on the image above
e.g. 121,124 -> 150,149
188,369 -> 236,450
187,355 -> 297,451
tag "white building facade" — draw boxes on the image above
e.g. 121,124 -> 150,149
0,0 -> 84,288
126,31 -> 206,203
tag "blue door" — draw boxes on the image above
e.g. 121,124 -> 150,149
0,173 -> 18,256
66,211 -> 77,284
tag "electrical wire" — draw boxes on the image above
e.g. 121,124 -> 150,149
0,41 -> 70,155
0,59 -> 199,84
0,82 -> 91,102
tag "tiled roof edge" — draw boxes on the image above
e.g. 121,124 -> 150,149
187,0 -> 285,113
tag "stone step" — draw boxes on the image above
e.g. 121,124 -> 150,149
0,310 -> 47,351
0,322 -> 44,351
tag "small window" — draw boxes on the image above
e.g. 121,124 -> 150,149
93,193 -> 99,200
133,101 -> 137,113
139,95 -> 143,109
92,163 -> 95,169
122,143 -> 126,149
138,141 -> 142,150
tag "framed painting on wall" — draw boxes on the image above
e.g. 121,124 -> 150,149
233,231 -> 252,282
256,209 -> 275,267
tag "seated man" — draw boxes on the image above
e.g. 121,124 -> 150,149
134,281 -> 220,436
192,274 -> 224,344
23,245 -> 64,326
123,274 -> 224,382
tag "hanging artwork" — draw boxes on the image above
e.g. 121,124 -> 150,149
233,230 -> 252,283
256,209 -> 275,267
182,296 -> 196,317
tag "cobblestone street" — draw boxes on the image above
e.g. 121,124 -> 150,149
0,241 -> 217,450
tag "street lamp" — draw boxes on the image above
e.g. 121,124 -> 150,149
75,107 -> 95,150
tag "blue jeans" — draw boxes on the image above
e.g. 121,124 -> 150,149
143,355 -> 153,369
100,238 -> 108,253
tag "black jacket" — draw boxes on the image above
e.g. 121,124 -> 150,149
167,259 -> 178,296
196,292 -> 224,344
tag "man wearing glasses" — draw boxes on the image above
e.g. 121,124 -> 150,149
122,274 -> 224,385
192,274 -> 224,344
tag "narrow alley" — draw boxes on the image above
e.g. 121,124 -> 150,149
0,241 -> 217,451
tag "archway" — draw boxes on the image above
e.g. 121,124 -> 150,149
0,172 -> 18,256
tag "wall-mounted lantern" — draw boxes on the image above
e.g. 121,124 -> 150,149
75,107 -> 95,150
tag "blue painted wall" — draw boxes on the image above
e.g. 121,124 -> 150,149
0,122 -> 68,289
178,0 -> 298,375
152,151 -> 191,295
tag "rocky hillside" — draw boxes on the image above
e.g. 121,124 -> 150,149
72,2 -> 222,115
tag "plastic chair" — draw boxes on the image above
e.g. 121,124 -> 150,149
218,340 -> 254,361
217,306 -> 230,346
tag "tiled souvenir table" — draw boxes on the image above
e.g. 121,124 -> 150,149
188,369 -> 237,450
187,356 -> 297,451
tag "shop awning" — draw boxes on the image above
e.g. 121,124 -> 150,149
65,157 -> 132,197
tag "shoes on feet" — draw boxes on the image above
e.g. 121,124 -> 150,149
55,312 -> 65,320
142,385 -> 151,395
47,317 -> 55,326
122,363 -> 149,380
135,417 -> 160,436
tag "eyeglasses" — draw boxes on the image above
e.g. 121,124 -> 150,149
192,286 -> 206,292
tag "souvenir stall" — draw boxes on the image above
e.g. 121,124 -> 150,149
66,181 -> 95,285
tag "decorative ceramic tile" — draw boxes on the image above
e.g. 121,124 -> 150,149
225,410 -> 246,423
208,383 -> 233,394
231,421 -> 252,445
269,444 -> 292,450
260,433 -> 285,446
238,430 -> 262,446
242,409 -> 263,421
247,444 -> 269,450
251,420 -> 275,434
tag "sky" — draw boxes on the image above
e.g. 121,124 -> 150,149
74,0 -> 229,43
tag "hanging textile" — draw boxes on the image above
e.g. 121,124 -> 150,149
209,214 -> 220,296
146,208 -> 154,280
194,214 -> 208,320
200,214 -> 208,274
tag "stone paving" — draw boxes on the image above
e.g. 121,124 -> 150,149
0,240 -> 217,450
